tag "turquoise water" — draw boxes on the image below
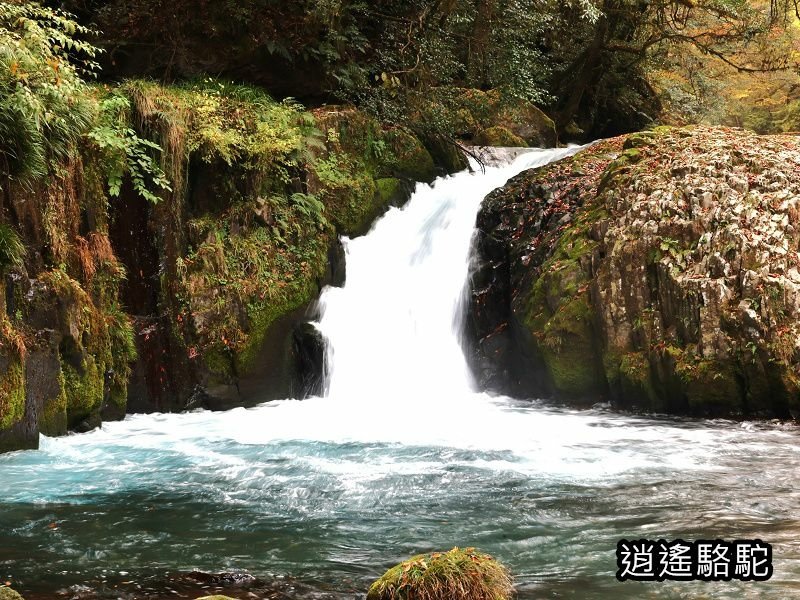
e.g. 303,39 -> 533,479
1,400 -> 799,598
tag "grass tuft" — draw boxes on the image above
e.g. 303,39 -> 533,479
0,223 -> 25,273
367,547 -> 514,600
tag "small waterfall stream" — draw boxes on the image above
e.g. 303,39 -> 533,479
315,147 -> 579,402
1,149 -> 799,599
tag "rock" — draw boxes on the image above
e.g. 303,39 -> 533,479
0,588 -> 25,600
452,89 -> 558,148
292,322 -> 327,398
468,126 -> 800,418
474,126 -> 527,148
368,548 -> 513,600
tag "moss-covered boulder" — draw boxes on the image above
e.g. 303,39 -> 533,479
474,126 -> 527,148
469,126 -> 800,418
0,587 -> 25,600
455,89 -> 557,148
368,548 -> 513,600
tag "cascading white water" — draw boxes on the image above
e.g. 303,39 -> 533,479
315,146 -> 582,403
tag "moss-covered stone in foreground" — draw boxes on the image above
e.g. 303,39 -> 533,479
0,587 -> 24,600
367,547 -> 513,600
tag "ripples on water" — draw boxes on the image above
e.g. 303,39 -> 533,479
2,150 -> 800,598
2,401 -> 800,599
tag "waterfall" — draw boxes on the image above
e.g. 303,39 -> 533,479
3,145 -> 797,599
315,146 -> 583,403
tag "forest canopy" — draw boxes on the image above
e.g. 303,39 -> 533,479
19,0 -> 800,139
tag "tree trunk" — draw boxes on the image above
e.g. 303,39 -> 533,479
467,0 -> 497,88
555,14 -> 609,130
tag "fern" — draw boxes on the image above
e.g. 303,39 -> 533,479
290,192 -> 329,228
0,2 -> 99,182
87,93 -> 172,204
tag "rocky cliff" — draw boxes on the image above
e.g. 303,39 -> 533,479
469,126 -> 800,418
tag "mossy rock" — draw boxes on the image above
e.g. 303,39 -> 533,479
456,89 -> 557,147
376,178 -> 413,209
0,588 -> 24,600
382,128 -> 437,183
0,354 -> 25,431
616,351 -> 663,411
328,173 -> 382,238
519,237 -> 606,400
420,134 -> 469,175
474,126 -> 527,148
62,357 -> 105,429
367,547 -> 513,600
680,358 -> 744,416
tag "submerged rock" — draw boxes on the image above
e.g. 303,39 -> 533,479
468,126 -> 800,418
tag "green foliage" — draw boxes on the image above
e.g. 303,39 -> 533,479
367,547 -> 513,600
0,223 -> 25,273
290,192 -> 328,229
88,92 -> 171,203
0,1 -> 98,181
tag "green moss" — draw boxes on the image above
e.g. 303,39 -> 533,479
0,357 -> 25,430
617,351 -> 663,411
0,318 -> 26,431
62,357 -> 105,428
670,347 -> 744,414
538,293 -> 600,398
101,304 -> 137,418
367,547 -> 513,600
0,587 -> 25,600
523,259 -> 603,398
513,195 -> 611,399
39,370 -> 67,437
375,177 -> 411,209
331,172 -> 379,237
475,126 -> 527,148
236,275 -> 319,374
382,128 -> 436,182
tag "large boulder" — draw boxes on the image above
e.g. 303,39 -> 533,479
468,126 -> 800,418
455,89 -> 557,148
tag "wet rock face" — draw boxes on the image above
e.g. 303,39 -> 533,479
468,127 -> 800,418
292,322 -> 326,398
